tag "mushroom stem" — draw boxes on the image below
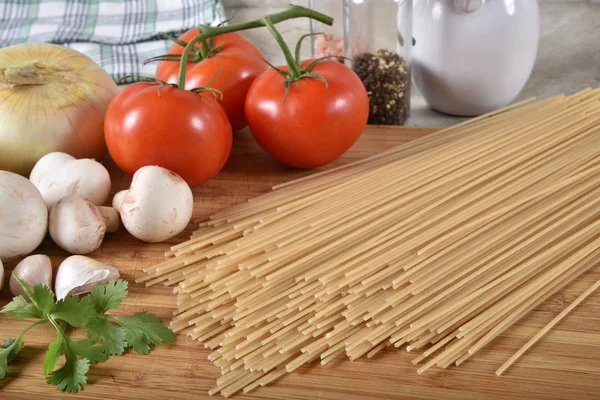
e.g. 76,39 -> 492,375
99,206 -> 120,233
112,190 -> 127,211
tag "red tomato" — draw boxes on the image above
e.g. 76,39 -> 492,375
104,82 -> 232,187
245,60 -> 369,168
156,30 -> 267,132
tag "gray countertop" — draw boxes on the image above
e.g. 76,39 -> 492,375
223,0 -> 600,127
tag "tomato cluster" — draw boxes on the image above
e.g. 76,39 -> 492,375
104,19 -> 369,187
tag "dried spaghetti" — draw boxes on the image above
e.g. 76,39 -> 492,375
138,89 -> 600,397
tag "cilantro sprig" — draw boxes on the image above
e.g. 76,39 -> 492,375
0,276 -> 174,392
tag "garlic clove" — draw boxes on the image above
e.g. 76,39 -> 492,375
55,255 -> 120,300
69,267 -> 120,297
9,254 -> 53,299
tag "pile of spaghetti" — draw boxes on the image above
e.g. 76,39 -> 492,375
138,89 -> 600,397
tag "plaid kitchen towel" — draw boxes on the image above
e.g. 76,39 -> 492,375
0,0 -> 225,82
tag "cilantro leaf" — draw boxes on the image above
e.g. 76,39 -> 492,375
70,339 -> 108,365
46,355 -> 89,393
52,296 -> 96,328
1,296 -> 43,321
12,275 -> 54,315
113,312 -> 174,354
43,335 -> 64,376
91,280 -> 128,314
0,338 -> 23,379
86,316 -> 126,355
1,279 -> 173,392
44,336 -> 107,379
30,283 -> 55,314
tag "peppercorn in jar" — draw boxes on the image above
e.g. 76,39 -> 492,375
347,0 -> 412,125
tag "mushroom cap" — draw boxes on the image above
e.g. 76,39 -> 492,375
30,152 -> 111,209
55,255 -> 119,300
0,171 -> 48,260
30,152 -> 73,185
49,195 -> 106,254
118,166 -> 193,243
112,190 -> 127,210
10,254 -> 53,298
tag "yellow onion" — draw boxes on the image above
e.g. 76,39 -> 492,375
0,42 -> 117,176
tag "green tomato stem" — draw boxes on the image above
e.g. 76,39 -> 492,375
295,32 -> 322,65
263,18 -> 301,78
176,5 -> 333,88
199,33 -> 211,59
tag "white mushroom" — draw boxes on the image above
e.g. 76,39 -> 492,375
114,166 -> 193,243
112,190 -> 127,209
55,255 -> 120,300
10,254 -> 53,298
29,151 -> 111,209
49,195 -> 120,255
0,259 -> 4,292
0,171 -> 48,260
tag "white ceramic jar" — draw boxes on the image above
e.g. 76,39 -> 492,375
412,0 -> 539,116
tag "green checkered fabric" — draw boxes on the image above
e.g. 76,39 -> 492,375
0,0 -> 224,82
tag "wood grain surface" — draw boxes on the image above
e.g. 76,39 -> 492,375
1,126 -> 599,400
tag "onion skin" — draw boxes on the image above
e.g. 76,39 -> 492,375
0,43 -> 118,176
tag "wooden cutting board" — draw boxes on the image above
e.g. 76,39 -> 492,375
1,126 -> 599,400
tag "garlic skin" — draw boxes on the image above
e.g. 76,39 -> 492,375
55,256 -> 120,300
30,152 -> 111,210
9,255 -> 53,298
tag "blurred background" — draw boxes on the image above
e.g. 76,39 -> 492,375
225,0 -> 599,126
1,0 -> 598,126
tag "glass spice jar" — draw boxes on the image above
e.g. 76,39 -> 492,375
307,0 -> 349,61
347,0 -> 412,125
